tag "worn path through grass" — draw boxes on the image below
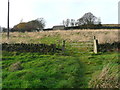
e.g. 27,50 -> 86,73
2,51 -> 88,88
2,50 -> 119,88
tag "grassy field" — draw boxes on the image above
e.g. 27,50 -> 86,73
2,29 -> 119,44
1,29 -> 120,88
2,51 -> 119,88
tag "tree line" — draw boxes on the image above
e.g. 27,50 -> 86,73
1,18 -> 45,32
1,12 -> 120,32
11,18 -> 45,32
62,12 -> 102,29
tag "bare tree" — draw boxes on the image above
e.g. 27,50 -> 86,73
70,19 -> 75,26
77,12 -> 98,25
36,18 -> 46,30
25,18 -> 45,31
0,26 -> 2,32
66,19 -> 70,27
95,17 -> 101,25
62,20 -> 65,26
75,21 -> 79,26
62,19 -> 70,27
12,18 -> 46,32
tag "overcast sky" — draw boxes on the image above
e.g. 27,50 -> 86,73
0,0 -> 119,28
119,1 -> 120,24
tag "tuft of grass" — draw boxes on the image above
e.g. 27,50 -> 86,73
89,63 -> 120,88
8,61 -> 23,72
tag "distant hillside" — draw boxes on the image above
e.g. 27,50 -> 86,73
102,24 -> 120,27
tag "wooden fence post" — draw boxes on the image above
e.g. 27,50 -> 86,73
93,36 -> 98,54
53,44 -> 56,53
62,40 -> 65,53
51,44 -> 56,53
57,40 -> 61,48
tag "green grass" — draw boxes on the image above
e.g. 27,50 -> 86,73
2,31 -> 119,88
2,50 -> 119,88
